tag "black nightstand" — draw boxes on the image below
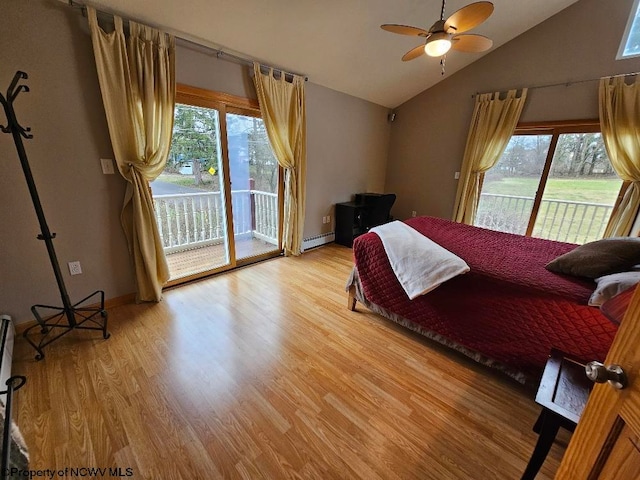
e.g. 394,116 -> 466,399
335,202 -> 372,247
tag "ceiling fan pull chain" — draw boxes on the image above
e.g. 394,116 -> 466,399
441,55 -> 446,75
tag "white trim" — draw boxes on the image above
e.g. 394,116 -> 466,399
617,0 -> 640,60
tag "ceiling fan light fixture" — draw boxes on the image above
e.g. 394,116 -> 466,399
424,32 -> 452,57
382,1 -> 494,63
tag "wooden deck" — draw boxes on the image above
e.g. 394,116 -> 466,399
165,237 -> 280,280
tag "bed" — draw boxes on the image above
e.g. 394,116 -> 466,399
346,216 -> 619,384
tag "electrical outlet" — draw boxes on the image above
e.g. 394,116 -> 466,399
326,215 -> 331,223
100,158 -> 115,174
454,171 -> 461,180
412,210 -> 417,217
68,261 -> 82,275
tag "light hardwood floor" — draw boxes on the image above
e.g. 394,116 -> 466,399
13,244 -> 570,479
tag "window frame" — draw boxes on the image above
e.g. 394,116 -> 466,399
617,0 -> 640,60
478,119 -> 628,240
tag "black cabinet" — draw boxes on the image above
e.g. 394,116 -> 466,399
335,193 -> 396,247
335,202 -> 373,247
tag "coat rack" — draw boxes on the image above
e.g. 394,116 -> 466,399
0,71 -> 109,360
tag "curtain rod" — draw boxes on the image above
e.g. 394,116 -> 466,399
66,0 -> 309,82
472,71 -> 640,98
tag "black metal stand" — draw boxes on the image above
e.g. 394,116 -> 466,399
0,71 -> 109,361
1,375 -> 27,479
0,316 -> 27,480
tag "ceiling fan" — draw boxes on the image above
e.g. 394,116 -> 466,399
381,0 -> 494,64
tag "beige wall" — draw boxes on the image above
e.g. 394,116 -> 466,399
0,1 -> 135,324
305,83 -> 389,238
0,0 -> 389,323
385,0 -> 640,221
175,43 -> 391,240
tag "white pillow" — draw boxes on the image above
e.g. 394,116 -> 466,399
589,271 -> 640,306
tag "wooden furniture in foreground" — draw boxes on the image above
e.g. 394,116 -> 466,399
521,349 -> 591,480
556,284 -> 640,479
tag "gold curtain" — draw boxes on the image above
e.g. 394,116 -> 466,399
253,63 -> 306,256
452,89 -> 528,224
600,75 -> 640,237
87,7 -> 175,301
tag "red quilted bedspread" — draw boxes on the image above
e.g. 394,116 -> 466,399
352,216 -> 618,380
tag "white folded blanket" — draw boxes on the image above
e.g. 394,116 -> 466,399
369,221 -> 470,299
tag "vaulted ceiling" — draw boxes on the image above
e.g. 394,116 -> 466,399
86,0 -> 581,108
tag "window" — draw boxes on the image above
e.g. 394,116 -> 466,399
618,0 -> 640,59
474,121 -> 626,244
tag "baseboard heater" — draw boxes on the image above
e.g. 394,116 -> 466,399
302,232 -> 335,251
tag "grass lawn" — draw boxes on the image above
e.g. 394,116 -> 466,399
483,176 -> 622,205
157,172 -> 219,191
478,176 -> 622,243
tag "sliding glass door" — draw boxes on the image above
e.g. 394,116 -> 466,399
150,85 -> 283,283
151,101 -> 233,280
227,111 -> 281,262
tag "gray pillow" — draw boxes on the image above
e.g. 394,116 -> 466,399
546,237 -> 640,278
589,271 -> 640,306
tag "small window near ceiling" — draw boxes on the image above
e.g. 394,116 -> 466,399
618,0 -> 640,59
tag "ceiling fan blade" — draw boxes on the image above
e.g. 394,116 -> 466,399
444,1 -> 494,34
451,34 -> 493,52
402,44 -> 426,61
381,24 -> 429,37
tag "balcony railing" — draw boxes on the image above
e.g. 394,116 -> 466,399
153,190 -> 278,253
475,193 -> 613,244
